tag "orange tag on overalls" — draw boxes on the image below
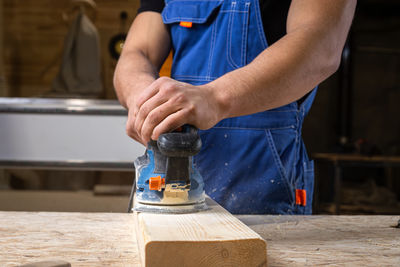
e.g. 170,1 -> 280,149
179,21 -> 193,28
295,189 -> 307,206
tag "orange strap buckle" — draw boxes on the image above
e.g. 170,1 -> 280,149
295,189 -> 307,206
149,176 -> 165,191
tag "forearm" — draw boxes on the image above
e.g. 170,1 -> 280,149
113,12 -> 171,110
210,0 -> 356,119
210,28 -> 337,117
114,50 -> 158,109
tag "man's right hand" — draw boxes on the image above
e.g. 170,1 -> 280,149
126,77 -> 224,145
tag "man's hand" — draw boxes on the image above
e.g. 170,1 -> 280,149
126,77 -> 224,144
113,12 -> 171,145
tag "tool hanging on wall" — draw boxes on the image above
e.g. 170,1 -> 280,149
39,0 -> 98,88
108,11 -> 129,60
51,0 -> 102,97
62,0 -> 97,24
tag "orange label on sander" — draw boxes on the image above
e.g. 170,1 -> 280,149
179,21 -> 193,28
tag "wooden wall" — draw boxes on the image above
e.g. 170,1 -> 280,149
3,0 -> 140,99
0,0 -> 5,96
2,0 -> 173,191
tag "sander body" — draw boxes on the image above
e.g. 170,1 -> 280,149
133,125 -> 208,214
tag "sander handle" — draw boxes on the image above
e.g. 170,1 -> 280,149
157,125 -> 201,157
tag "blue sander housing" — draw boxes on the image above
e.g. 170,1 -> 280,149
133,126 -> 208,214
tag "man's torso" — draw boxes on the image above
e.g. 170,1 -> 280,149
138,0 -> 291,45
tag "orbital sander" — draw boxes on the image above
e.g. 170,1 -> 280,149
132,125 -> 208,214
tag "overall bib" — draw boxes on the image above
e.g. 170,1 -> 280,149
162,0 -> 316,214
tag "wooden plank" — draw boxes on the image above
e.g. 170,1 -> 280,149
134,197 -> 267,267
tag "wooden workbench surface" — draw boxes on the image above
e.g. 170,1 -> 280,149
0,212 -> 399,266
237,215 -> 400,266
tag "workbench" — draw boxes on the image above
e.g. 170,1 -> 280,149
1,212 -> 399,266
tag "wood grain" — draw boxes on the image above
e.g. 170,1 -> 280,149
237,215 -> 400,267
134,197 -> 267,267
1,212 -> 399,266
0,212 -> 140,266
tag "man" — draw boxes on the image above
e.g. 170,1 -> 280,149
114,0 -> 357,214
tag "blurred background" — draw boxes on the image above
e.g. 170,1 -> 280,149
0,0 -> 399,214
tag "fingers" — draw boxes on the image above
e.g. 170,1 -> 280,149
129,77 -> 216,143
126,109 -> 146,145
135,97 -> 166,137
126,77 -> 187,145
133,77 -> 173,135
139,99 -> 180,142
133,77 -> 170,115
134,77 -> 184,141
151,109 -> 188,141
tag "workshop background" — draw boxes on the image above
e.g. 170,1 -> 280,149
0,0 -> 399,214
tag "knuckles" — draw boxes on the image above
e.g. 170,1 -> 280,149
147,110 -> 159,124
159,83 -> 176,96
126,126 -> 135,138
133,97 -> 143,112
138,102 -> 150,116
186,103 -> 196,114
157,76 -> 171,83
173,92 -> 186,104
126,120 -> 136,136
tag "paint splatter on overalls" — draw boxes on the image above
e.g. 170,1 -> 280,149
162,0 -> 316,214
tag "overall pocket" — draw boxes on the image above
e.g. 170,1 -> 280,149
162,0 -> 223,82
265,128 -> 298,206
226,1 -> 250,69
195,126 -> 296,214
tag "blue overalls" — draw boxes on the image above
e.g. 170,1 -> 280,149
162,0 -> 316,214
